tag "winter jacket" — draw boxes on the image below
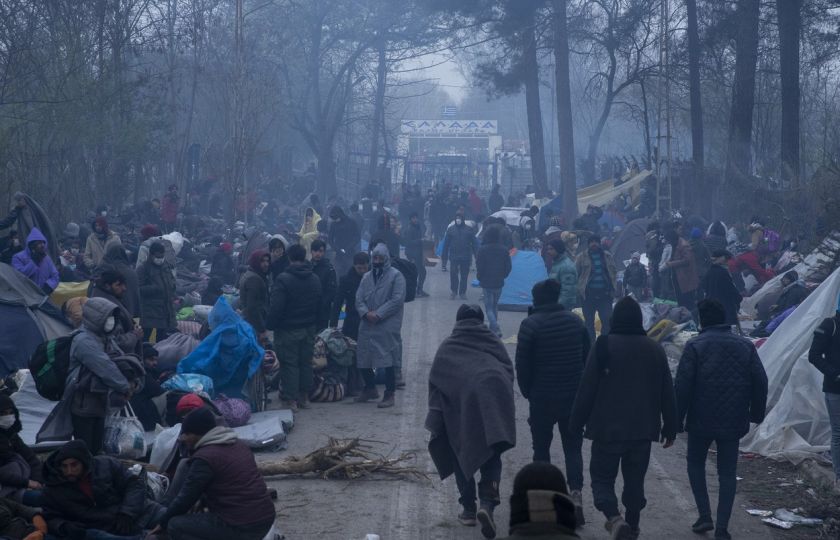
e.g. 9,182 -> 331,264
331,268 -> 364,340
83,230 -> 121,270
704,234 -> 727,256
328,216 -> 361,257
312,258 -> 337,330
488,192 -> 505,214
772,281 -> 808,318
690,238 -> 712,281
0,497 -> 41,539
137,259 -> 177,330
575,249 -> 617,301
476,242 -> 512,290
809,314 -> 840,394
369,228 -> 401,259
356,245 -> 406,370
160,427 -> 275,529
89,285 -> 139,354
238,270 -> 269,334
130,371 -> 164,431
401,223 -> 425,261
550,254 -> 578,308
515,304 -> 590,404
66,297 -> 131,418
675,325 -> 768,439
99,244 -> 141,318
210,250 -> 236,285
11,228 -> 59,293
0,395 -> 43,492
623,262 -> 647,289
160,192 -> 179,224
441,223 -> 476,264
267,262 -> 322,331
570,334 -> 678,443
42,444 -> 146,535
667,239 -> 700,293
0,207 -> 20,231
703,264 -> 742,326
729,251 -> 775,286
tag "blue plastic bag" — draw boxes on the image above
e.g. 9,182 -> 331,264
162,373 -> 216,398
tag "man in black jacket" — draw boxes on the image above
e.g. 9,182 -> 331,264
515,279 -> 590,526
331,252 -> 369,396
42,440 -> 163,539
675,299 -> 768,540
267,244 -> 322,411
441,211 -> 476,300
477,226 -> 512,337
401,213 -> 428,297
488,184 -> 504,214
570,296 -> 677,540
328,206 -> 361,278
311,239 -> 337,331
809,294 -> 840,488
703,250 -> 742,327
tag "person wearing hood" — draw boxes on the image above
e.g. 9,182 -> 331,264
42,440 -> 162,539
328,206 -> 361,278
311,239 -> 337,331
575,234 -> 617,340
704,221 -> 728,256
12,228 -> 59,295
426,305 -> 515,539
401,212 -> 428,298
467,187 -> 483,218
64,297 -> 133,454
570,297 -> 678,540
497,463 -> 580,540
267,244 -> 322,411
160,184 -> 180,233
268,237 -> 289,281
97,243 -> 141,319
663,228 -> 700,313
703,250 -> 742,328
546,239 -> 577,309
354,244 -> 406,409
808,293 -> 840,488
770,270 -> 809,320
0,395 -> 44,506
239,250 -> 271,342
476,226 -> 512,337
675,299 -> 768,540
137,242 -> 177,342
89,269 -> 140,355
488,184 -> 505,214
83,217 -> 121,270
299,207 -> 321,237
515,280 -> 590,527
441,210 -> 476,300
150,408 -> 275,540
209,242 -> 236,286
623,252 -> 647,301
369,213 -> 401,259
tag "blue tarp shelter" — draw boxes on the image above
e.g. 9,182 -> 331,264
499,250 -> 548,311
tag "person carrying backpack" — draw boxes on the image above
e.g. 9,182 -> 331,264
809,294 -> 840,489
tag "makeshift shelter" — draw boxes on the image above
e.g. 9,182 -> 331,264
576,170 -> 652,214
0,263 -> 72,376
611,218 -> 652,269
499,250 -> 548,311
740,266 -> 840,463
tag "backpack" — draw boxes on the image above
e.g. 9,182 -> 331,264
29,332 -> 79,401
391,258 -> 417,302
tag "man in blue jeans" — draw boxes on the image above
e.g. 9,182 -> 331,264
476,225 -> 511,336
808,293 -> 840,488
675,299 -> 768,540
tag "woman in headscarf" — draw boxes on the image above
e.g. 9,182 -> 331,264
298,207 -> 321,237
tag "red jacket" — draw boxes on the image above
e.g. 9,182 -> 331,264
729,251 -> 775,285
160,193 -> 179,224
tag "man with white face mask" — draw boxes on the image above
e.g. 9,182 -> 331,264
137,242 -> 177,342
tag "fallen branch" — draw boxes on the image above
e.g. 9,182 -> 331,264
258,438 -> 427,480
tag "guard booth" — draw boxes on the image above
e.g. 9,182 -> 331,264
394,120 -> 502,191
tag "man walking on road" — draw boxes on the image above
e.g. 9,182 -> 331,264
427,304 -> 516,539
476,226 -> 511,336
570,296 -> 678,540
675,299 -> 768,540
576,234 -> 617,339
441,210 -> 476,300
515,279 -> 590,526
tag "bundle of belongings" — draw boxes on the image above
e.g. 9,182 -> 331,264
309,329 -> 356,403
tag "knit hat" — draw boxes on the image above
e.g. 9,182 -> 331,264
181,407 -> 217,436
456,304 -> 484,323
248,249 -> 269,273
609,296 -> 646,336
175,394 -> 205,418
509,462 -> 576,530
548,239 -> 566,255
220,242 -> 233,254
94,216 -> 108,231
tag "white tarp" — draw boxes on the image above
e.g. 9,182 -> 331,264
576,170 -> 651,214
740,266 -> 840,463
11,370 -> 66,450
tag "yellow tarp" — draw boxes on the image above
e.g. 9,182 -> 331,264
50,281 -> 90,307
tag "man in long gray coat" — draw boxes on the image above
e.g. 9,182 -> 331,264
354,244 -> 406,408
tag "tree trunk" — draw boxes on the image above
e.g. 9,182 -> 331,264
778,0 -> 801,187
724,0 -> 761,186
640,79 -> 652,169
522,22 -> 548,197
686,0 -> 705,210
553,0 -> 577,221
318,143 -> 338,199
368,40 -> 387,186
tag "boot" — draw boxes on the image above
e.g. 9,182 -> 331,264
377,392 -> 395,408
476,506 -> 496,539
606,516 -> 633,540
354,388 -> 380,403
570,490 -> 585,527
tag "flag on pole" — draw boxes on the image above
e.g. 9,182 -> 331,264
442,105 -> 457,118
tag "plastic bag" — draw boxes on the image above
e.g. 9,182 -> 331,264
104,404 -> 147,459
145,471 -> 170,502
162,373 -> 215,398
213,394 -> 251,427
149,425 -> 182,472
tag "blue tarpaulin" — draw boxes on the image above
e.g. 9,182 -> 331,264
500,250 -> 548,311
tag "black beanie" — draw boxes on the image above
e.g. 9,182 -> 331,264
609,296 -> 646,336
181,407 -> 217,436
509,462 -> 576,530
142,343 -> 159,360
456,304 -> 484,323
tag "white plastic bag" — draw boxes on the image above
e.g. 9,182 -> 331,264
145,471 -> 170,502
149,425 -> 182,471
104,403 -> 147,459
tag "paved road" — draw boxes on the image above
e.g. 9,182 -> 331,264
263,268 -> 775,540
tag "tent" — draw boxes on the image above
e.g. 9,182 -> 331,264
499,250 -> 548,312
740,266 -> 840,463
611,218 -> 652,269
0,263 -> 72,376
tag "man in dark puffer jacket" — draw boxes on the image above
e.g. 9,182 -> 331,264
675,299 -> 768,540
515,279 -> 590,526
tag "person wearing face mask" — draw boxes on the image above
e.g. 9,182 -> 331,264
83,216 -> 121,270
575,235 -> 617,340
441,212 -> 477,300
90,269 -> 141,355
137,242 -> 177,342
0,394 -> 44,506
11,228 -> 59,295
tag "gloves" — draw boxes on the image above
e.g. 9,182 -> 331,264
112,513 -> 135,535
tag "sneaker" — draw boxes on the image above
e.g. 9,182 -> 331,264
570,490 -> 586,527
354,388 -> 380,403
714,529 -> 731,540
458,510 -> 477,527
692,517 -> 714,534
476,508 -> 496,539
606,516 -> 633,540
378,393 -> 395,408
